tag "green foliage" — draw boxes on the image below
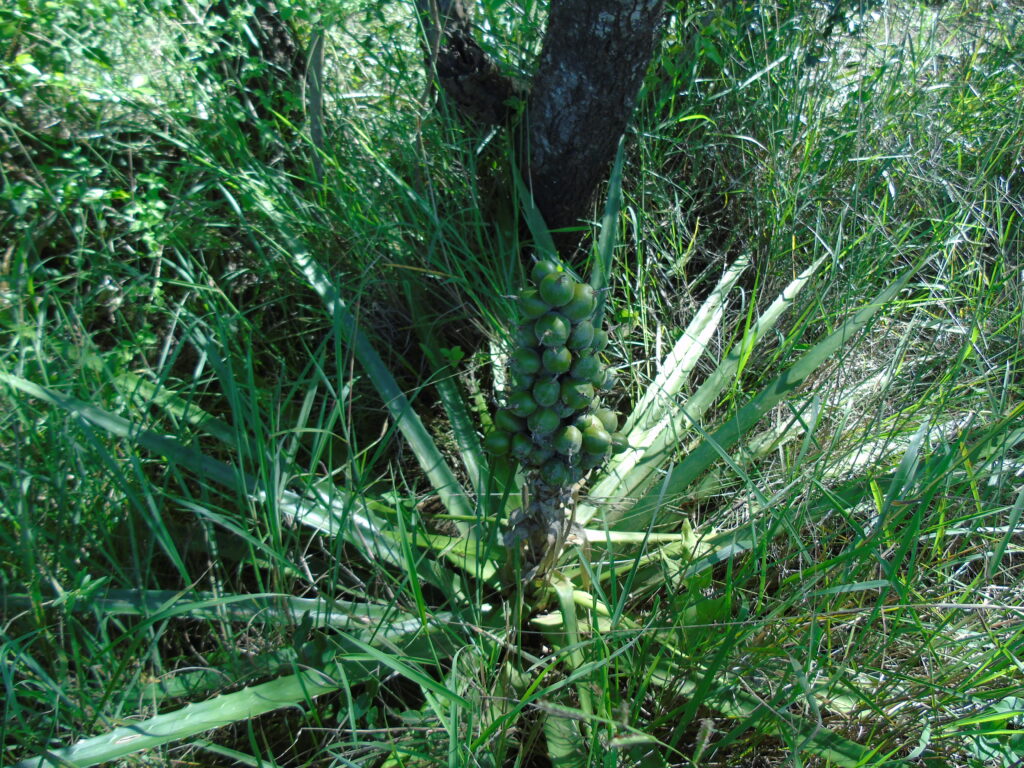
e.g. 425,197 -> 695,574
2,1 -> 1022,767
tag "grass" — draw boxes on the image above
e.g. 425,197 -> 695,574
2,0 -> 1023,766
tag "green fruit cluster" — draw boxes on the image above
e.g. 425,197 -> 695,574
484,259 -> 626,486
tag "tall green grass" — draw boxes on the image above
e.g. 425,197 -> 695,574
2,1 -> 1022,766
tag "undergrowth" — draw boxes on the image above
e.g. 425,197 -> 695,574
2,1 -> 1022,766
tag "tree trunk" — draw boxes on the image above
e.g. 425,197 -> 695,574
523,0 -> 665,251
417,1 -> 665,256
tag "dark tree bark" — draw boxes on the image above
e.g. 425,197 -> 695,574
418,1 -> 665,254
522,0 -> 664,246
417,1 -> 664,255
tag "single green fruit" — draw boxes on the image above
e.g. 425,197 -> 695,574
595,408 -> 619,434
542,346 -> 573,374
573,413 -> 601,433
528,445 -> 555,467
571,354 -> 601,382
533,377 -> 561,408
611,434 -> 628,454
591,328 -> 609,352
582,425 -> 612,454
514,323 -> 537,348
531,259 -> 560,284
597,368 -> 616,391
511,431 -> 534,460
511,346 -> 541,375
511,371 -> 535,392
483,430 -> 510,456
561,379 -> 595,410
495,409 -> 526,434
561,283 -> 597,322
539,272 -> 575,308
552,424 -> 583,456
567,320 -> 595,351
539,458 -> 571,486
508,391 -> 538,418
535,313 -> 571,347
519,288 -> 550,319
527,407 -> 561,436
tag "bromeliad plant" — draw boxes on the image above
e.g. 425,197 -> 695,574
10,158 -> 1014,767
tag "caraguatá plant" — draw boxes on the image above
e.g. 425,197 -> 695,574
485,258 -> 625,580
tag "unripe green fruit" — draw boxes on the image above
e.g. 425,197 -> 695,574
514,323 -> 537,348
519,289 -> 550,319
561,378 -> 595,411
597,368 -> 616,391
483,430 -> 510,455
511,371 -> 535,392
611,434 -> 629,454
542,346 -> 572,374
540,458 -> 571,486
573,412 -> 601,432
539,272 -> 575,307
531,259 -> 560,284
591,328 -> 609,352
535,313 -> 571,347
528,407 -> 561,436
509,390 -> 538,418
582,425 -> 612,454
580,450 -> 608,470
552,424 -> 583,456
511,431 -> 534,460
495,409 -> 526,435
511,347 -> 541,375
570,354 -> 601,383
595,408 -> 619,434
561,283 -> 597,322
567,320 -> 595,351
533,377 -> 561,408
529,445 -> 555,467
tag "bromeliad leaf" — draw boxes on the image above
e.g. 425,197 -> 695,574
579,254 -> 828,527
620,266 -> 916,530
